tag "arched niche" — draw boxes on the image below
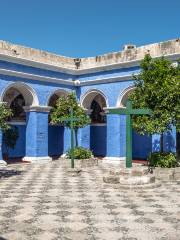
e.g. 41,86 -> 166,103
1,82 -> 39,121
47,89 -> 69,107
117,86 -> 136,107
81,90 -> 108,124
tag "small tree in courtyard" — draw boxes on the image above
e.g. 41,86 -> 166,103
0,103 -> 18,160
3,126 -> 19,159
0,103 -> 13,131
129,55 -> 180,161
50,92 -> 91,146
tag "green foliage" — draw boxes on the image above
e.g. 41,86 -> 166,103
148,152 -> 177,168
0,103 -> 13,131
129,55 -> 180,135
3,126 -> 19,154
50,92 -> 90,129
67,146 -> 93,159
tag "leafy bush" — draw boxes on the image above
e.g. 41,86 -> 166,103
67,147 -> 93,159
148,152 -> 177,168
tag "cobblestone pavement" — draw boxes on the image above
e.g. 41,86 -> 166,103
0,160 -> 180,240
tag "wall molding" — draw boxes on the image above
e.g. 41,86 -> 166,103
0,53 -> 179,87
7,121 -> 26,125
0,52 -> 179,75
24,106 -> 52,112
0,68 -> 74,86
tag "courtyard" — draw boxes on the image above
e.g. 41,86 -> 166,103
0,160 -> 179,240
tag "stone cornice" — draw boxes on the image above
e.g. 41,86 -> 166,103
24,106 -> 52,112
0,39 -> 179,75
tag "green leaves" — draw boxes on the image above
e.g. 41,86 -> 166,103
0,103 -> 13,131
50,92 -> 90,129
3,126 -> 19,154
67,147 -> 93,159
148,152 -> 177,168
130,55 -> 180,135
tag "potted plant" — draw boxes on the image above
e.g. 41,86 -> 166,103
66,147 -> 98,168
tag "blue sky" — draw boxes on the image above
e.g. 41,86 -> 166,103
0,0 -> 179,57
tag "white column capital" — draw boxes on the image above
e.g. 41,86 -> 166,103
23,106 -> 52,113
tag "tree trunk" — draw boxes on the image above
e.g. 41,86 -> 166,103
75,128 -> 78,147
176,132 -> 180,162
160,133 -> 164,153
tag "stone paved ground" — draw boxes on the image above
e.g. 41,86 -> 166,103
0,160 -> 180,240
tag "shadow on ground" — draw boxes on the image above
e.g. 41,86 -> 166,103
0,169 -> 23,179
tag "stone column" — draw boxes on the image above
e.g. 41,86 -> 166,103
105,114 -> 126,161
23,106 -> 52,163
63,127 -> 71,153
78,109 -> 91,149
79,125 -> 91,149
0,129 -> 6,166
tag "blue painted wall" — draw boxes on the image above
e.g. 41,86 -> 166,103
48,125 -> 64,156
152,127 -> 176,153
132,131 -> 152,159
90,125 -> 107,156
2,124 -> 26,158
0,60 -> 177,161
25,111 -> 49,157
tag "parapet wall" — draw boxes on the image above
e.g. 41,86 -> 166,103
0,39 -> 179,73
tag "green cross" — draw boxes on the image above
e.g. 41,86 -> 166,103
108,100 -> 151,168
58,108 -> 80,168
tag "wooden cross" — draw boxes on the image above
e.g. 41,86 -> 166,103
108,100 -> 151,168
58,108 -> 80,168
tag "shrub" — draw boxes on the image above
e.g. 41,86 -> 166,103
148,152 -> 177,168
67,147 -> 93,159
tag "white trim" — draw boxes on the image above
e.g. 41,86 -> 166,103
80,75 -> 133,86
0,67 -> 134,86
0,81 -> 39,106
46,89 -> 69,106
117,85 -> 136,107
0,68 -> 74,86
0,52 -> 179,75
103,106 -> 126,113
7,121 -> 26,125
22,156 -> 52,163
0,55 -> 179,87
91,123 -> 107,126
80,89 -> 109,108
24,106 -> 52,112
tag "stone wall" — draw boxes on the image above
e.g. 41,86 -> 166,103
0,39 -> 179,73
154,167 -> 180,181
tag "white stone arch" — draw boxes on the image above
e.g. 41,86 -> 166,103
117,85 -> 136,107
80,89 -> 109,110
47,89 -> 69,106
0,82 -> 39,106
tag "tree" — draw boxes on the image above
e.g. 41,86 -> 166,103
129,55 -> 180,159
3,126 -> 19,158
50,92 -> 90,146
0,103 -> 13,131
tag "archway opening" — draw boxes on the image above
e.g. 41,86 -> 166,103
1,83 -> 38,160
82,91 -> 107,157
48,90 -> 68,158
